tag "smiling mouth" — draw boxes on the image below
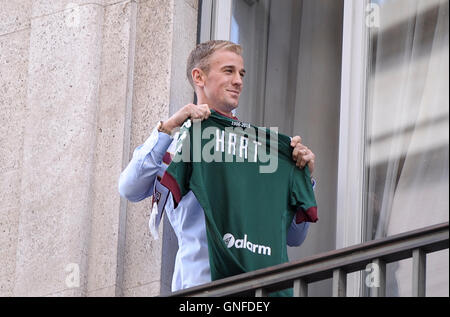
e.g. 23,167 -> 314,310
227,90 -> 240,95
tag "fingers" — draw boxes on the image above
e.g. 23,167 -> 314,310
295,151 -> 315,173
307,158 -> 315,175
292,144 -> 308,166
291,142 -> 316,175
292,143 -> 308,161
198,104 -> 211,120
188,103 -> 211,121
290,135 -> 302,147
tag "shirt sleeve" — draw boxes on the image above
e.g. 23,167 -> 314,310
287,220 -> 310,246
118,127 -> 174,202
160,122 -> 193,206
290,166 -> 318,224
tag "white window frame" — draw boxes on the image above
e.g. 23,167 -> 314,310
199,0 -> 233,42
337,0 -> 371,296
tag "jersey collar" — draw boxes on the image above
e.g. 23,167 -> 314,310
211,109 -> 239,120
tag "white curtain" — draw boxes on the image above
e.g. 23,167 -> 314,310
366,0 -> 449,296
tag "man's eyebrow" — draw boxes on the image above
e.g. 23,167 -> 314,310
221,65 -> 246,74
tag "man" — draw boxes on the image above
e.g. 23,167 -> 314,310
118,40 -> 316,292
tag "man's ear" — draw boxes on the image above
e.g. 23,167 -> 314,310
192,68 -> 206,88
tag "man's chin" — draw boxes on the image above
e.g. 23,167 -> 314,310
228,104 -> 239,113
227,100 -> 239,110
212,101 -> 239,114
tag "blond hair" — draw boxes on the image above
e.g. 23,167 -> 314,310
186,40 -> 242,89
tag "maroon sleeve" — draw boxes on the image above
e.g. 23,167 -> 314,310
160,171 -> 183,206
295,206 -> 318,224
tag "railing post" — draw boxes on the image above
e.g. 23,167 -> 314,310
332,268 -> 347,297
369,258 -> 386,297
255,288 -> 267,297
412,248 -> 426,297
293,278 -> 308,297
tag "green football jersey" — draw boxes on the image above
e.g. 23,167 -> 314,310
161,110 -> 317,296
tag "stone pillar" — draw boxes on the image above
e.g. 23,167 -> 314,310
87,0 -> 138,297
0,0 -> 33,297
121,0 -> 175,296
13,0 -> 105,296
0,0 -> 198,297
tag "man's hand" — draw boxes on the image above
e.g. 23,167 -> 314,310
290,136 -> 315,175
163,103 -> 211,133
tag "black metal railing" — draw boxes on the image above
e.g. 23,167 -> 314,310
169,222 -> 449,297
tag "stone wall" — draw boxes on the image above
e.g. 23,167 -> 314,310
0,0 -> 197,297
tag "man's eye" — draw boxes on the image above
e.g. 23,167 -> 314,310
225,69 -> 232,73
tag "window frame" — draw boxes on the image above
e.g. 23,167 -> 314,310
337,0 -> 371,296
199,0 -> 233,42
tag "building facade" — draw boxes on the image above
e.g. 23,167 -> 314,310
0,0 -> 448,296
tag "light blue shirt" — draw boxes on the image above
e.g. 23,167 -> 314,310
118,128 -> 310,292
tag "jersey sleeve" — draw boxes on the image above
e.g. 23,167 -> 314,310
289,166 -> 318,224
160,121 -> 193,206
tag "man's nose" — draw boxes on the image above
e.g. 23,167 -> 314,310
232,73 -> 243,86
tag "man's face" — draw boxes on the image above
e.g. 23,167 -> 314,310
200,49 -> 245,113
